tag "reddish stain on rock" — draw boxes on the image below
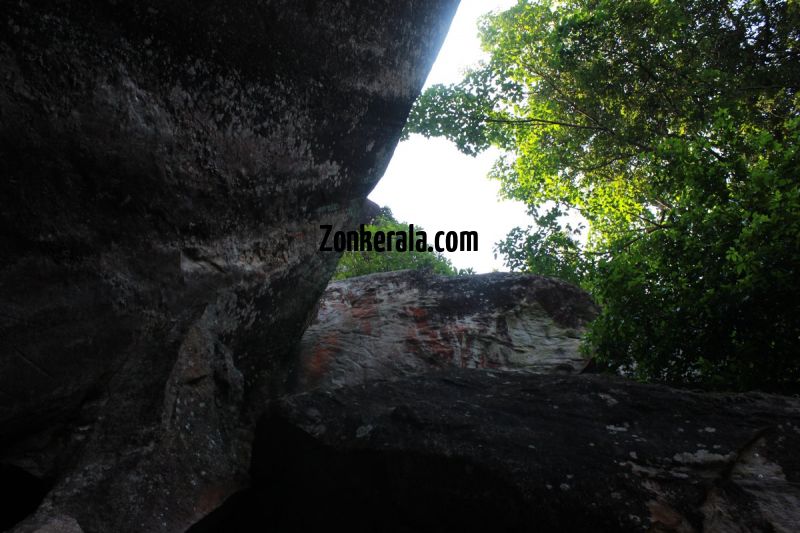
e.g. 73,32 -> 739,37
294,270 -> 598,392
305,333 -> 340,384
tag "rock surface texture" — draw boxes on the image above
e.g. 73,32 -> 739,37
0,1 -> 458,531
201,370 -> 800,533
292,270 -> 598,391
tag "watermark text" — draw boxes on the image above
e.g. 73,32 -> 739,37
319,224 -> 478,253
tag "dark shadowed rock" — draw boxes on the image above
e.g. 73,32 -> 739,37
361,199 -> 384,224
291,270 -> 599,391
204,370 -> 800,533
0,1 -> 459,531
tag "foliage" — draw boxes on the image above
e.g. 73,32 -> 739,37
333,210 -> 474,280
407,0 -> 800,390
494,204 -> 590,286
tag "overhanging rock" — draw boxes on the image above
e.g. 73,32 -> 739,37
0,1 -> 459,531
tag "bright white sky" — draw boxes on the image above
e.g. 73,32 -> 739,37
368,0 -> 528,273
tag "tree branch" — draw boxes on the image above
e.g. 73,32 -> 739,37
483,116 -> 608,131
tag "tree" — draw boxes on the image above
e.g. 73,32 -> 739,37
333,210 -> 474,280
407,0 -> 800,390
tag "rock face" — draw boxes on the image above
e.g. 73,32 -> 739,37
291,270 -> 598,391
0,1 -> 458,531
200,370 -> 800,532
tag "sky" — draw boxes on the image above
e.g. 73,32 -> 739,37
367,0 -> 527,274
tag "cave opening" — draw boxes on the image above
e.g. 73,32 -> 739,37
187,416 -> 533,533
0,463 -> 50,530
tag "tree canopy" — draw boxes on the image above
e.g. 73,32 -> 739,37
406,0 -> 800,391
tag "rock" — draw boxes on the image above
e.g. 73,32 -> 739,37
200,370 -> 800,532
0,1 -> 458,531
291,270 -> 599,391
361,199 -> 384,224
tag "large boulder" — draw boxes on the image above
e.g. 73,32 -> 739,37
291,270 -> 599,391
203,370 -> 800,532
0,1 -> 459,531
